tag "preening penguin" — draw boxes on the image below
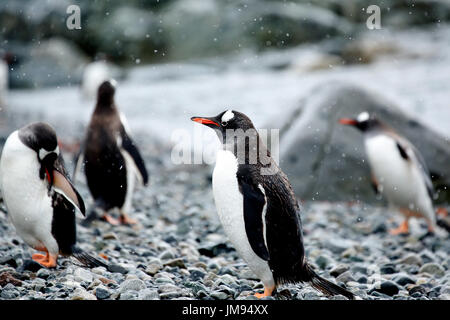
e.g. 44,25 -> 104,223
191,110 -> 354,299
74,80 -> 149,225
0,122 -> 107,268
339,112 -> 448,236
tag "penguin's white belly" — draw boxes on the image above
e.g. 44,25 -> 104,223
120,149 -> 136,213
365,135 -> 434,221
212,150 -> 274,286
0,132 -> 56,252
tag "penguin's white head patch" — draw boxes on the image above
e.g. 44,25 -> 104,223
39,146 -> 59,160
357,112 -> 370,122
221,110 -> 234,123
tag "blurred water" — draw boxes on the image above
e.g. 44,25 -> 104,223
6,26 -> 450,150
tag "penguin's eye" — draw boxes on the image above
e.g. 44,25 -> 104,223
222,121 -> 228,127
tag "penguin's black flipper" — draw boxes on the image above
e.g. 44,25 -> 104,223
305,264 -> 355,300
120,128 -> 149,185
71,246 -> 108,269
238,177 -> 270,261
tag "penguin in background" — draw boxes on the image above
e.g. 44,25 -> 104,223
339,111 -> 450,236
191,110 -> 354,299
0,122 -> 107,268
73,80 -> 149,225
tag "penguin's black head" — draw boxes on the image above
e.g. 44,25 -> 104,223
18,122 -> 59,184
97,80 -> 116,106
191,110 -> 256,142
339,111 -> 381,132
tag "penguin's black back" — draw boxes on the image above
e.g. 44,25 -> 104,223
84,105 -> 127,211
237,161 -> 307,285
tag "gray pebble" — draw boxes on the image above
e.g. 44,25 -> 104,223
419,263 -> 445,278
119,278 -> 146,293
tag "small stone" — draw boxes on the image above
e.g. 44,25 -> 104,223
185,281 -> 208,296
74,268 -> 94,283
20,259 -> 43,272
108,263 -> 128,274
398,254 -> 423,266
120,290 -> 139,300
336,271 -> 355,284
159,291 -> 181,299
0,255 -> 18,268
419,263 -> 445,278
326,239 -> 356,254
1,290 -> 18,299
145,262 -> 162,276
393,274 -> 416,287
408,285 -> 427,296
103,232 -> 119,240
138,288 -> 160,300
370,281 -> 399,296
158,284 -> 180,294
119,278 -> 146,293
0,272 -> 22,287
315,255 -> 333,269
211,291 -> 228,300
95,286 -> 111,300
330,264 -> 349,277
36,268 -> 51,280
71,287 -> 97,300
188,267 -> 206,281
380,263 -> 397,275
159,250 -> 175,260
31,279 -> 47,293
155,277 -> 175,284
163,258 -> 186,269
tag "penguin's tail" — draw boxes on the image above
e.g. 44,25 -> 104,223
304,263 -> 355,300
71,246 -> 108,269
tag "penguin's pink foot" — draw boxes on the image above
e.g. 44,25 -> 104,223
389,220 -> 409,235
38,254 -> 58,268
119,213 -> 137,225
32,247 -> 48,263
32,253 -> 47,262
101,213 -> 120,225
254,285 -> 275,298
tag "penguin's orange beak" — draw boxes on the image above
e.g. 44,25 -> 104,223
339,118 -> 358,126
191,117 -> 220,127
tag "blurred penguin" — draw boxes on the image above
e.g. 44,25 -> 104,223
340,112 -> 450,237
74,80 -> 149,225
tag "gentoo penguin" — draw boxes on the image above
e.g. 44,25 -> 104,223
0,122 -> 107,268
74,80 -> 149,225
339,111 -> 446,235
191,110 -> 354,299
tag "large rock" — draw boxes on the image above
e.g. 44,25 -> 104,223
162,0 -> 353,59
278,81 -> 450,204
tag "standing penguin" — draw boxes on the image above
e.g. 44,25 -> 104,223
339,112 -> 448,236
74,80 -> 148,225
191,110 -> 354,299
0,122 -> 107,268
